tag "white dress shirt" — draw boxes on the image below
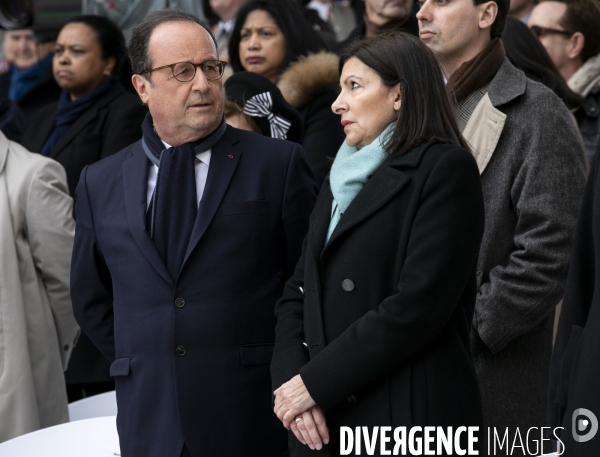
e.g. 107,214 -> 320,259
146,140 -> 212,208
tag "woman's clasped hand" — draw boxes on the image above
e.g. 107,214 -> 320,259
273,375 -> 329,450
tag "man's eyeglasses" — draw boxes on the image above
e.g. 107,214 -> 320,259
529,25 -> 574,39
143,60 -> 227,82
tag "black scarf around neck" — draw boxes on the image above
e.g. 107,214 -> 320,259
41,76 -> 118,157
141,113 -> 227,279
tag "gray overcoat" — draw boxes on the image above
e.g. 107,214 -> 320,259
459,59 -> 587,446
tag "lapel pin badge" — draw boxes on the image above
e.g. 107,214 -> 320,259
228,154 -> 234,159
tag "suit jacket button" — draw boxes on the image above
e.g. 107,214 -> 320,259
176,345 -> 187,356
342,279 -> 355,292
347,395 -> 357,403
174,298 -> 185,308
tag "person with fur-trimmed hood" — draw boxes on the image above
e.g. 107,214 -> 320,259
229,0 -> 345,186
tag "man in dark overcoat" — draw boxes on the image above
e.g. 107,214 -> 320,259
70,9 -> 317,457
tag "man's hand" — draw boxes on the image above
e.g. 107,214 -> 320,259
274,374 -> 317,428
289,406 -> 330,450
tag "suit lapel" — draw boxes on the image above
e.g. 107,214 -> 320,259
182,126 -> 242,266
318,141 -> 438,260
50,85 -> 122,159
0,131 -> 8,174
122,143 -> 174,285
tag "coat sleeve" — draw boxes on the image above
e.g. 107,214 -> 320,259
281,143 -> 318,282
547,148 -> 600,428
271,233 -> 311,391
299,148 -> 485,412
100,97 -> 147,159
70,165 -> 116,362
473,97 -> 587,355
300,92 -> 346,187
271,144 -> 317,391
26,158 -> 79,370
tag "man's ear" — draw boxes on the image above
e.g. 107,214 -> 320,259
132,74 -> 150,104
478,1 -> 499,32
567,32 -> 585,61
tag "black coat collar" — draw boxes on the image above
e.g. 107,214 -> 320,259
310,141 -> 436,260
46,83 -> 126,158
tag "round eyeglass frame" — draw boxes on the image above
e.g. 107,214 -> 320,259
142,60 -> 227,82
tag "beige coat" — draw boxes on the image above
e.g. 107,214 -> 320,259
0,130 -> 78,442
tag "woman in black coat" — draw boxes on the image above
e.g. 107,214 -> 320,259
271,32 -> 486,456
547,140 -> 600,456
22,15 -> 147,196
21,15 -> 147,402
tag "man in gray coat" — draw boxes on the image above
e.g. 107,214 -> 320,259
418,0 -> 586,453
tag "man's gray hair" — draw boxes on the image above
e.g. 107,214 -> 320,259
129,9 -> 218,77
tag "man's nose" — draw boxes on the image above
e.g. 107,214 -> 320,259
191,67 -> 211,92
16,38 -> 30,52
416,1 -> 430,21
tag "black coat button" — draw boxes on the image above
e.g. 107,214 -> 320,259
176,345 -> 187,356
342,279 -> 355,292
347,395 -> 357,403
174,298 -> 185,308
63,345 -> 69,351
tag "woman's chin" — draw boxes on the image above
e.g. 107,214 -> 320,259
344,136 -> 362,149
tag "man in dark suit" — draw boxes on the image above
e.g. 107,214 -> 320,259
70,9 -> 317,457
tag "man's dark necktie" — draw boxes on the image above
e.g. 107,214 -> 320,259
141,114 -> 226,280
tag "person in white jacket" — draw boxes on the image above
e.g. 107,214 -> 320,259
0,129 -> 79,442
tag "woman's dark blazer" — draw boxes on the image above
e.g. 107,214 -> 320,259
271,141 -> 486,456
547,144 -> 600,456
21,82 -> 147,386
22,82 -> 147,196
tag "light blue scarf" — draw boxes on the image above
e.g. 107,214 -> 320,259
326,124 -> 393,242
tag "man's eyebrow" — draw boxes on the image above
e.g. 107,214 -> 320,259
343,75 -> 363,84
